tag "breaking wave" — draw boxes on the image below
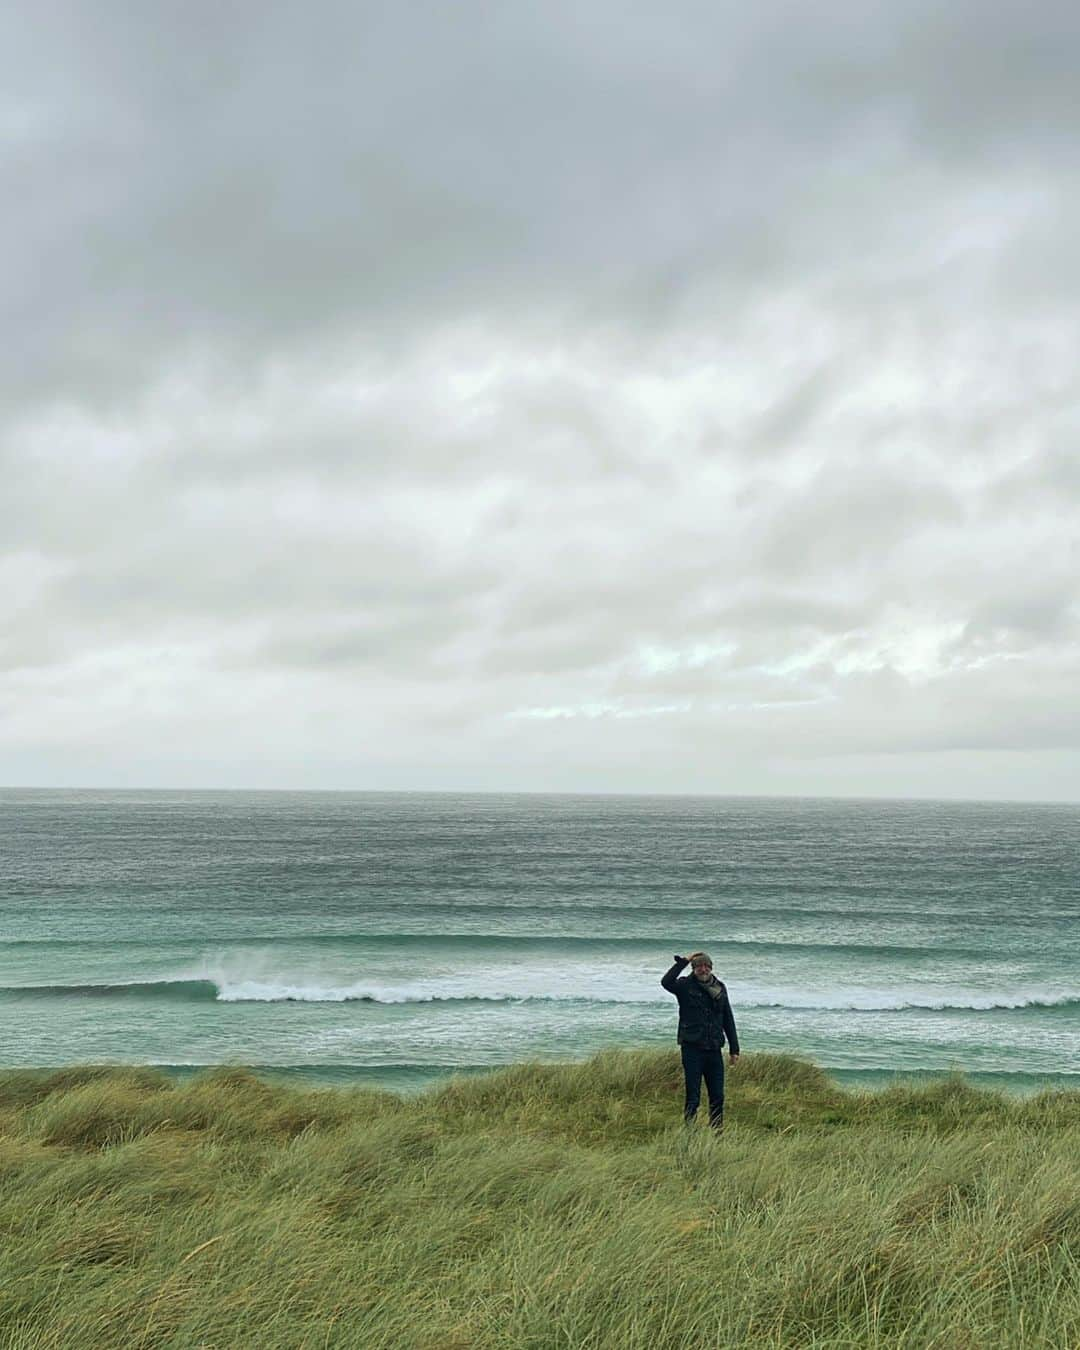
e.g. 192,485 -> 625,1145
2,978 -> 1079,1014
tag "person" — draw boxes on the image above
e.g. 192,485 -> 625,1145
660,951 -> 740,1131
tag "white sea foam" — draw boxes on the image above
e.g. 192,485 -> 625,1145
167,949 -> 1080,1013
197,971 -> 1080,1013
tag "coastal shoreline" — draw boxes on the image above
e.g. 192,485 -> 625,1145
4,1055 -> 1078,1099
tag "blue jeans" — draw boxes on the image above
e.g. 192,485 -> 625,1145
681,1043 -> 725,1127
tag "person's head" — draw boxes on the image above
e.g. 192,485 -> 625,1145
689,951 -> 713,975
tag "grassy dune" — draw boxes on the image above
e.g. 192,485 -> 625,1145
1,1051 -> 1078,1349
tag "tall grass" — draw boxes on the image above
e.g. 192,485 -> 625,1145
1,1052 -> 1077,1348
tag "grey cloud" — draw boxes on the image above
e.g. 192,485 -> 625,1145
966,589 -> 1078,643
3,0 -> 1080,795
755,467 -> 964,576
247,604 -> 476,677
7,0 -> 1080,412
746,364 -> 842,456
986,447 -> 1080,513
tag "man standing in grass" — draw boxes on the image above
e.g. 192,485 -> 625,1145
661,952 -> 740,1131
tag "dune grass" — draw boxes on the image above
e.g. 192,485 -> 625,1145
0,1050 -> 1077,1348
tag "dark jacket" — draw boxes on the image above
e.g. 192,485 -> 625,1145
661,958 -> 740,1053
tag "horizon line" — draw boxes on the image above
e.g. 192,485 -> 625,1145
2,784 -> 1077,808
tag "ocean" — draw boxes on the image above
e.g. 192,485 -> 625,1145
2,789 -> 1078,1095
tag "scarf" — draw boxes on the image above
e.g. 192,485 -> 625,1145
693,970 -> 726,1002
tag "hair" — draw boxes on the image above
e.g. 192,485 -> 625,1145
688,951 -> 713,967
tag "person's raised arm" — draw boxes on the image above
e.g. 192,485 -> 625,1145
661,954 -> 689,993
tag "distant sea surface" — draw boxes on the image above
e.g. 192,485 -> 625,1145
2,790 -> 1078,1095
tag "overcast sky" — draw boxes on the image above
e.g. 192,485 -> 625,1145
4,1 -> 1079,800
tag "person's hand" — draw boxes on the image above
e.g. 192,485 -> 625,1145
729,1054 -> 740,1064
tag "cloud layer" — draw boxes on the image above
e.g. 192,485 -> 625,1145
3,1 -> 1079,797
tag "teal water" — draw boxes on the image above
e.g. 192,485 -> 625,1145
2,790 -> 1078,1094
